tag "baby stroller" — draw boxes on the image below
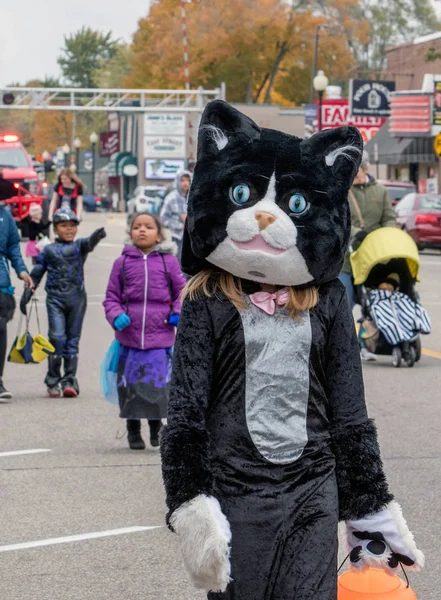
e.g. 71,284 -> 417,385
350,227 -> 429,368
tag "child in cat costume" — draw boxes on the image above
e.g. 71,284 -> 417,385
160,101 -> 424,600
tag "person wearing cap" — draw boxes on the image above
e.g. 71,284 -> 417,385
20,209 -> 106,397
0,167 -> 34,401
378,273 -> 400,292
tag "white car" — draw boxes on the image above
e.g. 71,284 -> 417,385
127,186 -> 167,217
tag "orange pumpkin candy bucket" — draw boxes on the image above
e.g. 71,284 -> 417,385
338,568 -> 417,600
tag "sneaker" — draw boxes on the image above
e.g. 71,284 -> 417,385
63,386 -> 78,398
360,348 -> 377,362
47,385 -> 61,398
0,379 -> 12,402
127,431 -> 146,450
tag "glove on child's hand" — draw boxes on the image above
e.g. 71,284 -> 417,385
170,494 -> 232,593
95,227 -> 107,240
20,287 -> 34,315
114,313 -> 131,331
168,313 -> 180,327
346,501 -> 424,574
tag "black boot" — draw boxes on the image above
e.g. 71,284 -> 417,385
127,420 -> 146,450
45,355 -> 62,397
148,419 -> 163,447
62,356 -> 79,397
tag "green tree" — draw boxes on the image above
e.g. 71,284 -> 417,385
94,43 -> 132,88
58,27 -> 119,87
350,0 -> 440,74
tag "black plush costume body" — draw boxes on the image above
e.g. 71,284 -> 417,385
160,101 -> 423,600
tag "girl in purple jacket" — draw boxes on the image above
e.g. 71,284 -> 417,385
104,213 -> 186,449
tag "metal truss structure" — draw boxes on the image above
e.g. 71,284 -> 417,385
0,85 -> 226,112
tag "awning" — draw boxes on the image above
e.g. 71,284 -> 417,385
365,122 -> 413,165
365,121 -> 436,165
107,152 -> 138,177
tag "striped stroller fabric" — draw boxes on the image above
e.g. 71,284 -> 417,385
369,290 -> 431,346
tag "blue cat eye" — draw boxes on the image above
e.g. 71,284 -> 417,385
289,193 -> 308,215
230,184 -> 251,205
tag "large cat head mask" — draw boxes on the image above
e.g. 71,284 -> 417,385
181,100 -> 363,287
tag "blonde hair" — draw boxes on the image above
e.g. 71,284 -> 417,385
183,269 -> 318,318
59,168 -> 86,189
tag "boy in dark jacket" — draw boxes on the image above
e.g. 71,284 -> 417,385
0,170 -> 33,400
21,209 -> 106,397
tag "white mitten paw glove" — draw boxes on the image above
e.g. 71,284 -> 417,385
170,494 -> 232,592
346,501 -> 424,574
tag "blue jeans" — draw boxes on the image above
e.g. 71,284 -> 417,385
338,272 -> 356,310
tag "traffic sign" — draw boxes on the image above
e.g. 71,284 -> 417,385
434,133 -> 441,157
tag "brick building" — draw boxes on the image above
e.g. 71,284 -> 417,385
386,32 -> 441,91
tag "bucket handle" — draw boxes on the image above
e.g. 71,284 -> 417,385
338,550 -> 410,588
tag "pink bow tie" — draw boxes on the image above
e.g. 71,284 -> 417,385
249,288 -> 290,315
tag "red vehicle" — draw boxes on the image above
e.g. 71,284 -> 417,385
395,193 -> 441,250
0,134 -> 47,234
378,180 -> 417,206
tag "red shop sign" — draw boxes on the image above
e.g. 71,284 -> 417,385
319,99 -> 386,142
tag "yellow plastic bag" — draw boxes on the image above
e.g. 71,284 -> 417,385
8,331 -> 35,364
32,334 -> 55,363
9,299 -> 55,365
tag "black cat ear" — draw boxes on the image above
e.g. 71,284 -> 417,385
197,100 -> 261,160
300,126 -> 363,190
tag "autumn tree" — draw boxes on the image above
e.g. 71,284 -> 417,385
58,27 -> 119,87
126,0 -> 368,105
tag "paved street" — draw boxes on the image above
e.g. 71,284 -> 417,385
1,212 -> 440,600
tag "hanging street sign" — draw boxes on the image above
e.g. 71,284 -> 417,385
350,80 -> 396,118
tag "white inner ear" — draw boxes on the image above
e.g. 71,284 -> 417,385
325,144 -> 361,167
201,124 -> 228,151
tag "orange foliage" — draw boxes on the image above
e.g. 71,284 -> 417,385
33,111 -> 73,152
126,0 -> 369,104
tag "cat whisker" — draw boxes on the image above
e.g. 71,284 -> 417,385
313,189 -> 328,195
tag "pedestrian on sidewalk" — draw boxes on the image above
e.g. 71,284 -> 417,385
20,209 -> 106,397
0,168 -> 34,401
339,150 -> 396,311
159,170 -> 192,261
103,212 -> 185,450
48,168 -> 85,222
25,203 -> 50,266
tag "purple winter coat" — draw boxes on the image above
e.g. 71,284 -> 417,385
103,245 -> 186,350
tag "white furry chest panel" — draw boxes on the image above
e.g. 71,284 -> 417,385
240,302 -> 311,465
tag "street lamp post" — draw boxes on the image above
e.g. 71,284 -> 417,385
89,132 -> 98,195
313,70 -> 329,132
62,143 -> 70,168
73,137 -> 81,173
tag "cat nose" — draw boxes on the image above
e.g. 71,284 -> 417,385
255,212 -> 276,230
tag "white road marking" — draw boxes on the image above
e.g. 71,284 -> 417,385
0,526 -> 162,553
0,449 -> 52,458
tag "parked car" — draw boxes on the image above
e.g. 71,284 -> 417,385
394,193 -> 441,250
126,185 -> 166,217
83,195 -> 111,212
378,180 -> 417,206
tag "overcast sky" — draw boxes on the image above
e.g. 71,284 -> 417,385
0,0 -> 151,86
2,0 -> 441,88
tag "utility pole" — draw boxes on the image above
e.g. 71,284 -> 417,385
181,0 -> 191,90
309,26 -> 321,104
